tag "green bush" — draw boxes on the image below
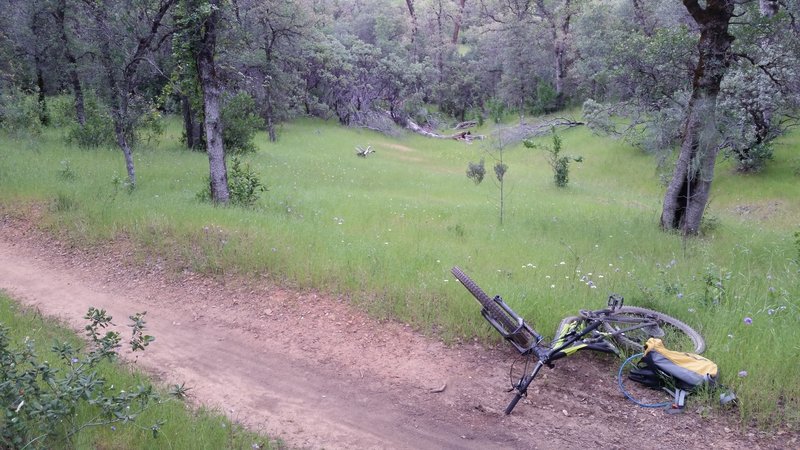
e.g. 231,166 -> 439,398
533,81 -> 558,115
1,308 -> 161,449
65,94 -> 115,149
228,157 -> 267,207
0,88 -> 44,138
197,157 -> 267,208
729,142 -> 774,173
222,92 -> 265,155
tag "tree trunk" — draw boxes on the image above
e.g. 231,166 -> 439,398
182,95 -> 204,150
405,0 -> 419,62
631,0 -> 653,36
452,0 -> 466,44
35,65 -> 49,126
660,0 -> 735,235
54,0 -> 85,126
197,0 -> 229,204
92,5 -> 137,187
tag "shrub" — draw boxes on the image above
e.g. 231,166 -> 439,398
0,88 -> 44,138
524,129 -> 583,188
533,81 -> 558,115
728,142 -> 774,173
197,157 -> 267,208
228,157 -> 267,207
65,94 -> 115,149
222,92 -> 265,155
0,308 -> 162,449
466,159 -> 486,184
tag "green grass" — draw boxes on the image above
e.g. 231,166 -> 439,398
1,116 -> 798,428
0,291 -> 279,449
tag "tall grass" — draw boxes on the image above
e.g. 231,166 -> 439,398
0,117 -> 798,427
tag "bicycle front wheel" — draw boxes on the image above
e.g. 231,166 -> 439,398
602,306 -> 705,354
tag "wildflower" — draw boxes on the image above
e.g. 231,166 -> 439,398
676,293 -> 683,299
688,308 -> 696,313
767,309 -> 775,315
587,281 -> 595,288
738,370 -> 748,378
71,357 -> 79,364
545,275 -> 551,279
727,334 -> 734,339
559,261 -> 566,265
111,426 -> 116,431
550,284 -> 556,289
743,317 -> 753,325
768,287 -> 776,293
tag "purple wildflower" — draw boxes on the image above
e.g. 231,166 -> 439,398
743,317 -> 753,325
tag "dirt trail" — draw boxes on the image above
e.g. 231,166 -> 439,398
0,219 -> 791,449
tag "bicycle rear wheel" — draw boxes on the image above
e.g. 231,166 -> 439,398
451,267 -> 532,350
602,306 -> 705,354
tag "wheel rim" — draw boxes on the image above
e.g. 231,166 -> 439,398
605,313 -> 701,353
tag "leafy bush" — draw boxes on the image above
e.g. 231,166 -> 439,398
65,94 -> 115,149
0,88 -> 44,138
466,159 -> 486,184
222,92 -> 265,155
533,81 -> 558,115
197,157 -> 267,208
1,308 -> 162,449
485,98 -> 506,124
228,157 -> 267,207
727,142 -> 774,173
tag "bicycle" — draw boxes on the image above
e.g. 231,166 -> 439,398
450,266 -> 705,415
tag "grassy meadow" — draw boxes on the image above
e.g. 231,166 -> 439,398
0,115 -> 798,428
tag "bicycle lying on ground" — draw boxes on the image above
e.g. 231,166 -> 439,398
450,266 -> 705,415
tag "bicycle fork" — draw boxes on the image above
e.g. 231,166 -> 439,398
504,319 -> 605,415
505,360 -> 545,415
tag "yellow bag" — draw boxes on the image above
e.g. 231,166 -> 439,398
641,338 -> 718,390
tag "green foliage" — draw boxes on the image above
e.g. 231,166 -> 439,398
0,88 -> 44,138
65,94 -> 115,149
533,81 -> 558,115
197,157 -> 266,208
525,129 -> 582,187
794,230 -> 800,263
228,157 -> 267,207
726,142 -> 774,173
0,308 -> 160,449
57,160 -> 76,181
50,192 -> 78,213
466,159 -> 486,184
485,98 -> 506,124
222,92 -> 265,155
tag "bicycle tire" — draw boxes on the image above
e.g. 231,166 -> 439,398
451,267 -> 532,350
504,392 -> 524,415
602,306 -> 705,354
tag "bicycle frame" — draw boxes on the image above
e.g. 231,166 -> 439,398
491,302 -> 672,416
